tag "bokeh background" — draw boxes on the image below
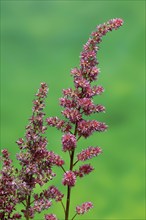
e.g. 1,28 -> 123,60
1,0 -> 145,219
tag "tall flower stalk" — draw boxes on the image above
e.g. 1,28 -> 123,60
46,18 -> 123,220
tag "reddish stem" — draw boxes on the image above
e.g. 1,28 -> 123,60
65,123 -> 77,220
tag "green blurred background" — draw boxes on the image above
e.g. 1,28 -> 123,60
1,0 -> 145,219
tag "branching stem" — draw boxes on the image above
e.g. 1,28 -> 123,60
61,165 -> 66,173
61,200 -> 66,214
71,213 -> 78,220
73,160 -> 79,167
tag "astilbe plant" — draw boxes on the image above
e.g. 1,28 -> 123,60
0,18 -> 123,220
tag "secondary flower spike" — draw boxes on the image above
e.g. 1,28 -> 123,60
62,133 -> 77,152
15,83 -> 64,219
76,202 -> 93,215
62,171 -> 76,187
77,146 -> 102,161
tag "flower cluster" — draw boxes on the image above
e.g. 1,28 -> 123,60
80,19 -> 123,79
23,186 -> 63,218
77,120 -> 107,138
62,108 -> 82,124
62,133 -> 76,152
74,164 -> 94,177
76,202 -> 93,215
32,199 -> 52,213
77,146 -> 102,161
62,171 -> 76,187
0,149 -> 21,219
47,151 -> 65,167
46,117 -> 72,132
42,186 -> 64,202
45,214 -> 58,220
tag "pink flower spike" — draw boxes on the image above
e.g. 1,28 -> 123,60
92,85 -> 104,95
70,67 -> 81,77
62,133 -> 76,152
75,164 -> 94,177
62,171 -> 76,187
76,202 -> 93,215
62,108 -> 82,123
45,214 -> 58,220
46,117 -> 72,132
44,186 -> 64,202
108,18 -> 124,29
47,151 -> 64,167
77,146 -> 102,161
77,120 -> 108,138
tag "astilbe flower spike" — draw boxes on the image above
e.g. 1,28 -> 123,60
74,164 -> 94,178
76,202 -> 93,215
42,185 -> 64,202
77,146 -> 102,161
46,18 -> 123,220
62,171 -> 76,187
15,83 -> 63,219
62,133 -> 77,152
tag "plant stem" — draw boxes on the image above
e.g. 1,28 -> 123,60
65,185 -> 71,220
25,194 -> 31,220
73,160 -> 79,167
61,200 -> 66,214
65,122 -> 78,220
65,149 -> 75,220
61,165 -> 66,173
71,213 -> 78,220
